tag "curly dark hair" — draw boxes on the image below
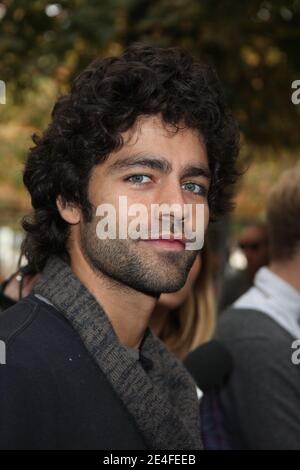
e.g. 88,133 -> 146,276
22,42 -> 240,272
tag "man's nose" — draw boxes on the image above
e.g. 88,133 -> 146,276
151,178 -> 188,230
156,178 -> 185,206
155,179 -> 186,219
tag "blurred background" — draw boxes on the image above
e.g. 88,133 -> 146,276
0,0 -> 299,278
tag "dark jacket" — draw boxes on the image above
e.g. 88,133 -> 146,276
216,308 -> 300,450
0,294 -> 147,450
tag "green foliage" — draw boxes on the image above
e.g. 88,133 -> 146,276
0,0 -> 299,222
1,0 -> 299,147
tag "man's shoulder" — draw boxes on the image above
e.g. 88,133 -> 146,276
0,294 -> 79,365
0,295 -> 39,342
217,306 -> 293,345
217,307 -> 300,381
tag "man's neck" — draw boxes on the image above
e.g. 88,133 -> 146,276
269,252 -> 300,294
149,304 -> 170,337
69,243 -> 157,350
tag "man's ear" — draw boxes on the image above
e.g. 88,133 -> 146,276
56,196 -> 81,224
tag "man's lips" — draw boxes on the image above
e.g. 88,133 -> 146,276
138,236 -> 186,251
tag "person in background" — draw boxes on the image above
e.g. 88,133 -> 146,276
150,246 -> 216,361
218,221 -> 269,311
0,265 -> 39,311
216,161 -> 300,449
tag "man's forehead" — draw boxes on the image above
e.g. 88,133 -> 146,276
120,113 -> 204,146
239,226 -> 268,241
123,113 -> 188,136
105,124 -> 207,169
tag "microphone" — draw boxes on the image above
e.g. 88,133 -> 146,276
183,340 -> 234,392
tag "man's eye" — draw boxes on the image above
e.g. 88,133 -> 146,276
126,175 -> 152,184
182,182 -> 207,196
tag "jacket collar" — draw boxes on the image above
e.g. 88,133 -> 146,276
33,255 -> 202,450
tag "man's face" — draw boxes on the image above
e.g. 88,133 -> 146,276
79,115 -> 210,296
238,225 -> 269,275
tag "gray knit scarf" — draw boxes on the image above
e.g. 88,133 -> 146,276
33,255 -> 202,450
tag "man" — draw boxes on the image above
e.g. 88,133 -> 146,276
218,221 -> 269,311
0,43 -> 239,449
217,162 -> 300,449
237,222 -> 269,278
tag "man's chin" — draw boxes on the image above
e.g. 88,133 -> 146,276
127,270 -> 189,296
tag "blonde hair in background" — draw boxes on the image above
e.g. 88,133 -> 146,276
156,244 -> 216,361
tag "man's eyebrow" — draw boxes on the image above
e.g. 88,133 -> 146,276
107,153 -> 173,174
107,152 -> 211,180
180,164 -> 211,180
